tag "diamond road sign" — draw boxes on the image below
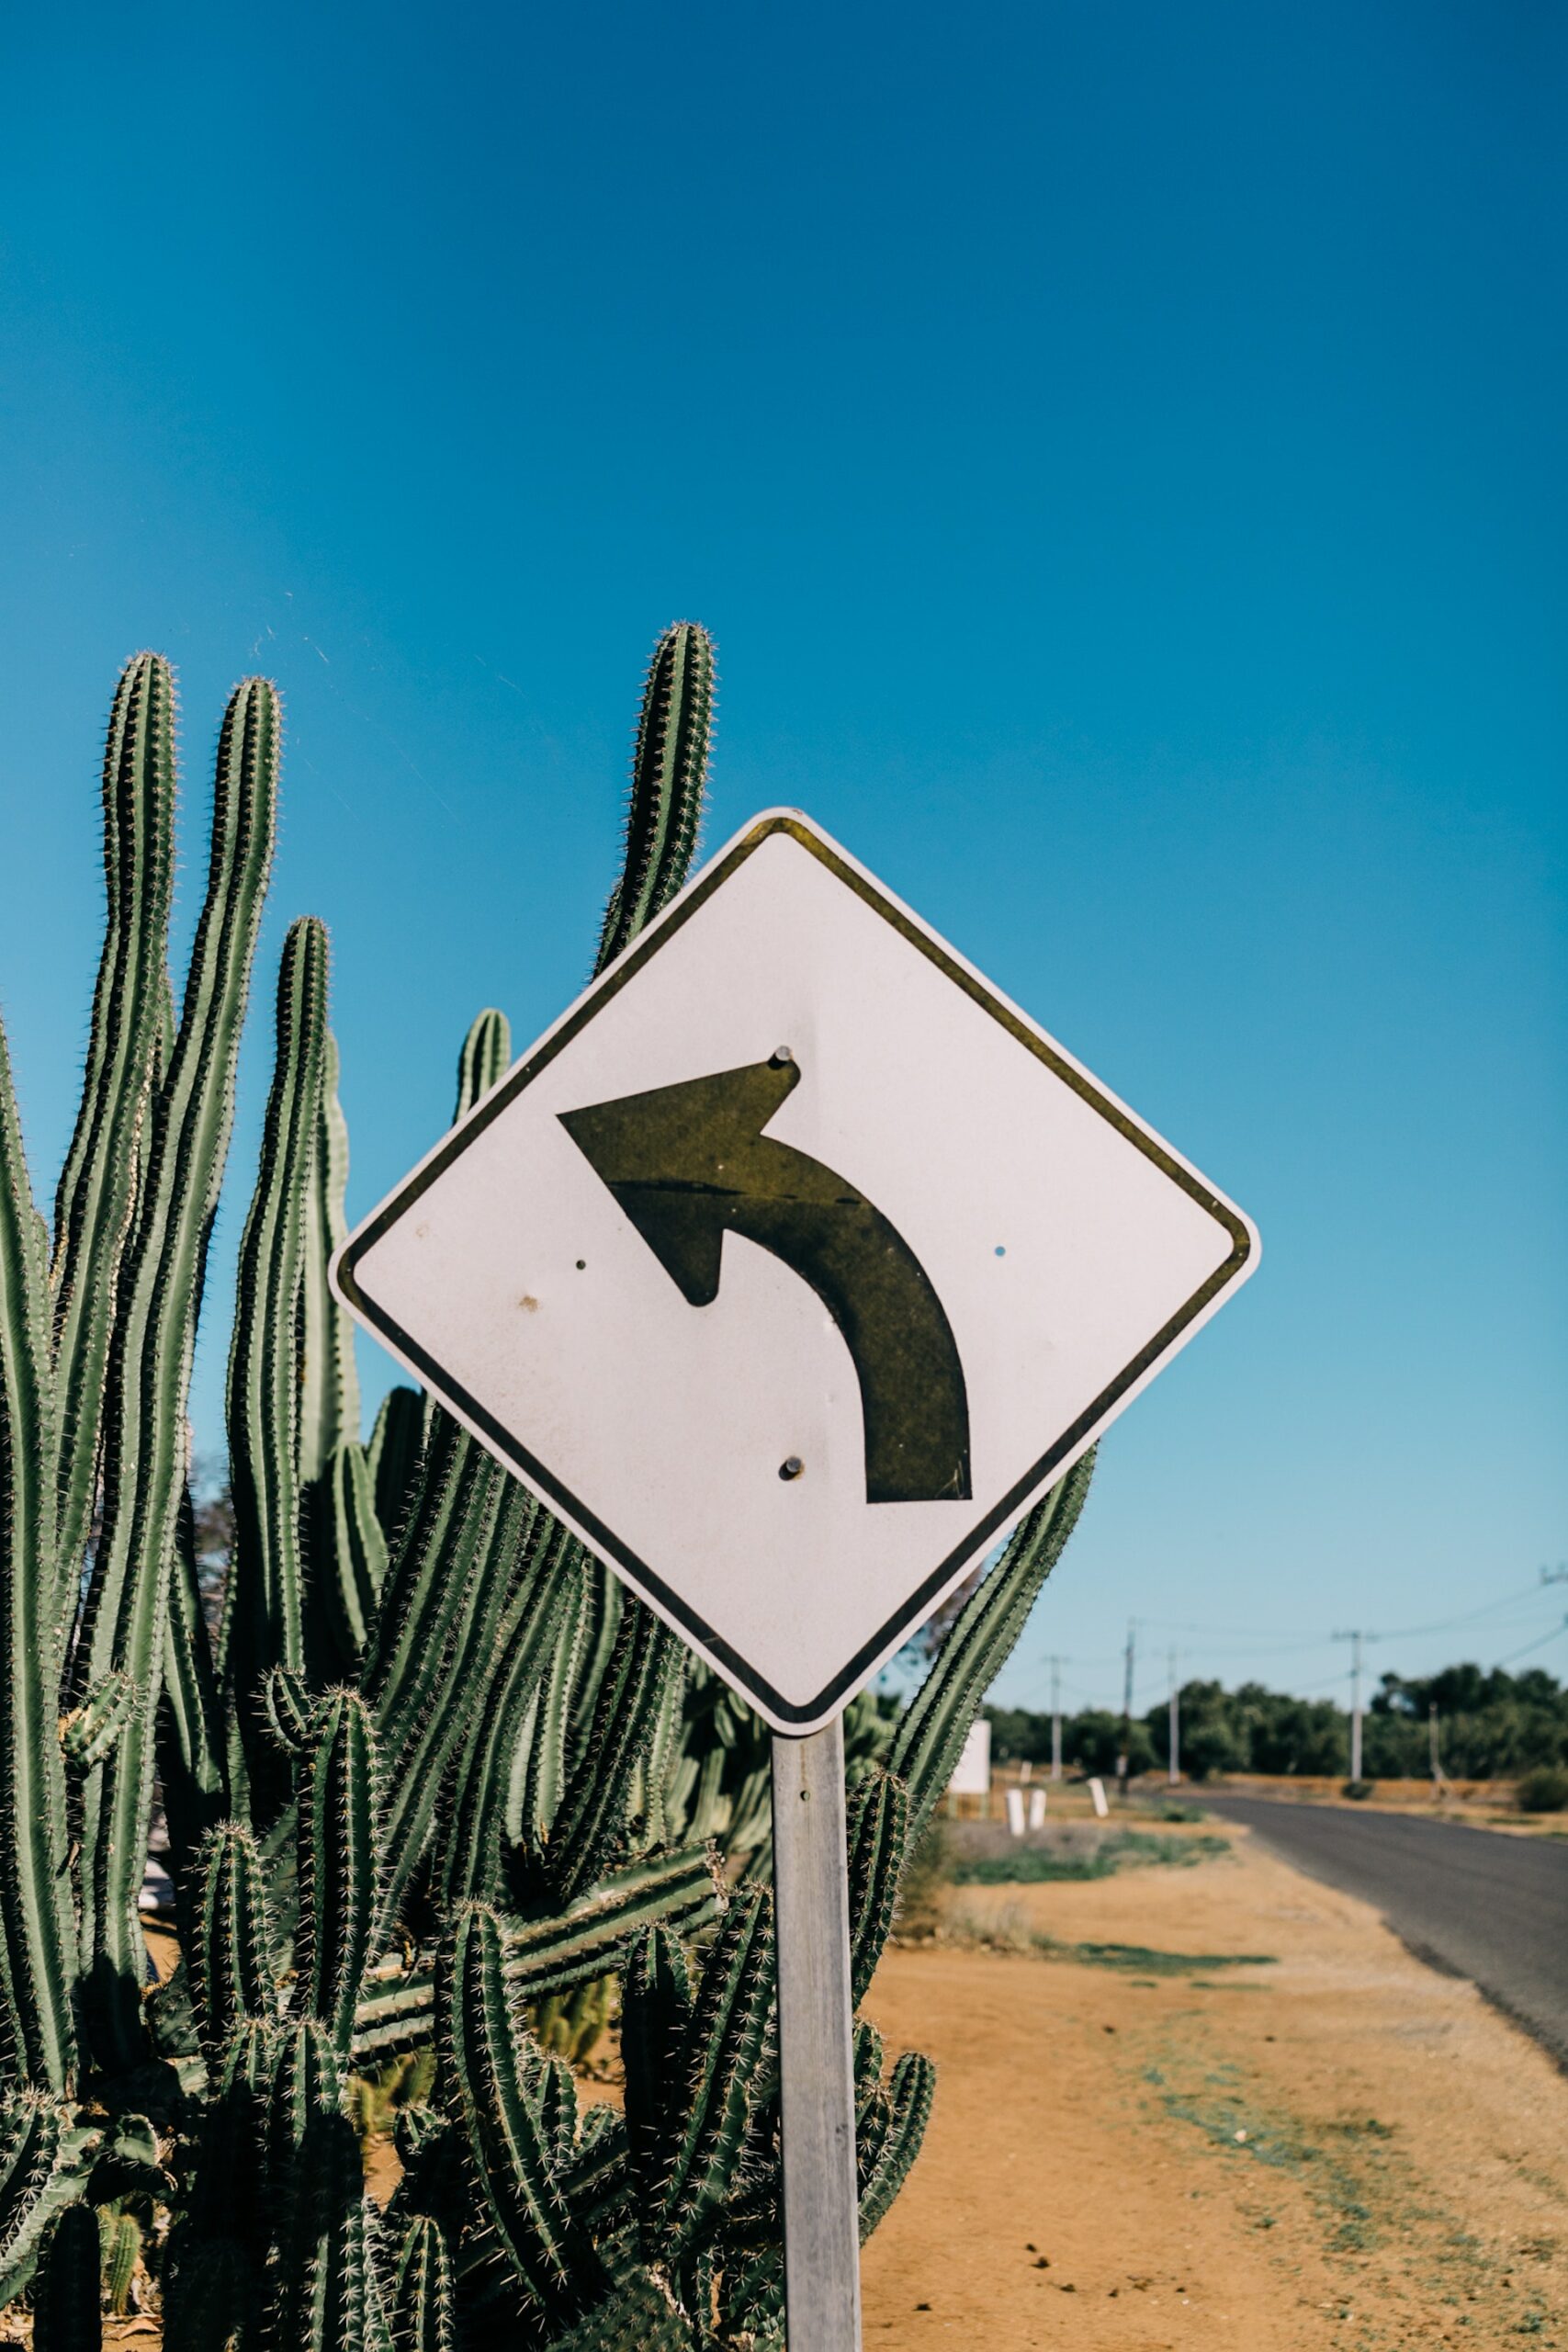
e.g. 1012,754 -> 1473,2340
332,810 -> 1258,1733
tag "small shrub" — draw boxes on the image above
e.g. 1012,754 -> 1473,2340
1516,1766 -> 1568,1814
1342,1779 -> 1377,1801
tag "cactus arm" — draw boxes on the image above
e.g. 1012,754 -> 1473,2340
388,2212 -> 457,2352
360,1416 -> 502,1752
349,1846 -> 718,2065
518,1555 -> 592,1851
48,652 -> 176,1622
431,1519 -> 574,1909
298,1029 -> 359,1488
262,1662 -> 312,1755
846,1767 -> 908,2008
28,2197 -> 102,2352
375,1470 -> 548,1933
187,1823 -> 275,2064
222,916 -> 330,1769
508,1847 -> 719,2002
536,1605 -> 683,1909
297,1692 -> 382,2054
0,2096 -> 100,2302
453,1009 -> 510,1121
367,1386 -> 424,1545
594,623 -> 714,977
59,1674 -> 137,1775
73,678 -> 278,2069
856,2050 -> 935,2240
887,1450 -> 1095,1838
264,2019 -> 393,2352
0,1012 -> 76,2090
305,1439 -> 388,1680
157,1486 -> 230,1892
651,1885 -> 774,2264
567,1554 -> 623,1747
547,2268 -> 696,2352
436,1904 -> 604,2318
618,1923 -> 693,2212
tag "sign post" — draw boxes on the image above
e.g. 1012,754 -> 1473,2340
773,1717 -> 862,2351
331,805 -> 1258,2337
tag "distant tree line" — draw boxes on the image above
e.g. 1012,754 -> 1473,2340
986,1661 -> 1568,1781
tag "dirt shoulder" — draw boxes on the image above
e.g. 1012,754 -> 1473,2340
859,1823 -> 1567,2349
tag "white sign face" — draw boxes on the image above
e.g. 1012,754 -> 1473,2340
333,810 -> 1258,1734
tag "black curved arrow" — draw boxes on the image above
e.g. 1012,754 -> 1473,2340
559,1057 -> 971,1504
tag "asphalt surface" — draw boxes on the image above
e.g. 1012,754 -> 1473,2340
1195,1794 -> 1568,2067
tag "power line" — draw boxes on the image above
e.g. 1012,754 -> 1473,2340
1492,1617 -> 1568,1669
1136,1577 -> 1551,1649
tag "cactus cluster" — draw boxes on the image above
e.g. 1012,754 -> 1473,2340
0,629 -> 1094,2344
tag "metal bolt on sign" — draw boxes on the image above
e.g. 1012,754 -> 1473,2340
332,808 -> 1259,2346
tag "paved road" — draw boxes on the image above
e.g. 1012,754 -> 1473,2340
1196,1795 -> 1568,2066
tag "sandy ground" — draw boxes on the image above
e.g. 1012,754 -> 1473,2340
859,1824 -> 1568,2350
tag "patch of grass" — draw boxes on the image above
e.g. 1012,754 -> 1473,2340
942,1898 -> 1273,1974
1155,2084 -> 1380,2252
951,1829 -> 1229,1883
1071,1940 -> 1275,1974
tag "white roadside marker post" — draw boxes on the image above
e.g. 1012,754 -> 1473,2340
773,1717 -> 862,2352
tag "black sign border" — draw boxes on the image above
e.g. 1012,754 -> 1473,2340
335,812 -> 1254,1730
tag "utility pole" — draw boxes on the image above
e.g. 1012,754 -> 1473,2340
1168,1646 -> 1180,1785
1428,1699 -> 1445,1792
1117,1619 -> 1136,1801
1333,1629 -> 1372,1782
1044,1656 -> 1066,1781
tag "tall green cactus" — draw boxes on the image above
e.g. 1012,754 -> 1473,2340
297,1692 -> 381,2054
49,652 -> 176,1628
0,1017 -> 75,2090
75,675 -> 279,2068
594,622 -> 713,976
0,625 -> 1098,2346
221,915 -> 329,1800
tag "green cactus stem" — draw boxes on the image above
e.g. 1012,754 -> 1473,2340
436,1903 -> 604,2322
298,1029 -> 359,1489
49,652 -> 176,1628
388,2211 -> 457,2352
29,2199 -> 103,2352
647,1884 -> 774,2266
593,623 -> 714,975
0,1012 -> 76,2091
221,915 -> 329,1792
297,1692 -> 382,2055
453,1010 -> 510,1121
846,1765 -> 908,2007
188,1822 -> 274,2064
74,676 -> 278,2071
0,2094 -> 99,2302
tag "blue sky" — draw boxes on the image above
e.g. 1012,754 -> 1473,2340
3,2 -> 1563,1716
